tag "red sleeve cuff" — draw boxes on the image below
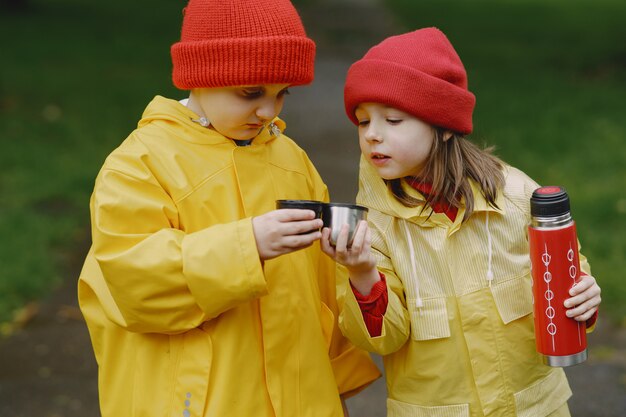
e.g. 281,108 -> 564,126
352,275 -> 386,304
350,273 -> 388,337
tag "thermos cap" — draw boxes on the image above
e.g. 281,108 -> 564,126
530,186 -> 571,218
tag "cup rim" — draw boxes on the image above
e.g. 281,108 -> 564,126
325,202 -> 368,211
276,199 -> 324,206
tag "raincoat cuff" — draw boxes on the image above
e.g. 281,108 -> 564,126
330,345 -> 381,397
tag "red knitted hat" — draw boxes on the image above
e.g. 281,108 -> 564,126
344,28 -> 475,134
171,0 -> 316,89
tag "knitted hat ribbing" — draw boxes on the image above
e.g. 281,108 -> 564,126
171,0 -> 316,89
344,28 -> 475,134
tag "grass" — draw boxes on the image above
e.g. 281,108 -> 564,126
385,0 -> 626,320
0,0 -> 624,324
0,0 -> 181,324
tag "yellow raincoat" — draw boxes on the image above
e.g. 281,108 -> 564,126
78,96 -> 380,417
338,158 -> 593,417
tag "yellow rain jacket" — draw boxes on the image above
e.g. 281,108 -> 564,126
338,158 -> 593,417
78,96 -> 380,417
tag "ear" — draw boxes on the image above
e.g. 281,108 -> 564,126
443,131 -> 453,142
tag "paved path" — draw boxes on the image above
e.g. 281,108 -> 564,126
1,1 -> 624,416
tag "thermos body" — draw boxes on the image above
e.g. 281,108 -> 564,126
528,186 -> 587,367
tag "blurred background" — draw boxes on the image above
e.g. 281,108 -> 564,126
0,0 -> 624,416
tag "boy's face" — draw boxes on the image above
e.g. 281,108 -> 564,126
190,84 -> 290,140
355,103 -> 437,180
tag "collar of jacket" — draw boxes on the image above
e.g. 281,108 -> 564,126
138,95 -> 286,146
357,156 -> 506,229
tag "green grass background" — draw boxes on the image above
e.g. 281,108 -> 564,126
0,0 -> 182,325
0,0 -> 624,324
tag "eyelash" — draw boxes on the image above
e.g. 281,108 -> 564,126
242,90 -> 263,99
357,118 -> 402,126
241,89 -> 290,99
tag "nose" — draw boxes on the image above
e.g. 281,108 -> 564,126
363,123 -> 383,143
256,98 -> 282,121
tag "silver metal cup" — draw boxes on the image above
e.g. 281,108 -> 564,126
322,203 -> 368,246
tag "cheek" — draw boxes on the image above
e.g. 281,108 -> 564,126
396,139 -> 419,158
358,133 -> 366,148
275,97 -> 286,114
207,110 -> 230,128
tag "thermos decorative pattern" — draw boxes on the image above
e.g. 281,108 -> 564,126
528,186 -> 587,367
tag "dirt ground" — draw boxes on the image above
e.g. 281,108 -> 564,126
0,1 -> 624,416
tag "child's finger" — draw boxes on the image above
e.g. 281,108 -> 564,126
565,283 -> 600,309
363,223 -> 372,247
283,230 -> 322,250
349,221 -> 367,251
275,208 -> 317,221
565,293 -> 601,318
320,228 -> 336,255
568,304 -> 599,322
564,291 -> 589,309
568,275 -> 595,296
289,218 -> 323,235
334,224 -> 351,253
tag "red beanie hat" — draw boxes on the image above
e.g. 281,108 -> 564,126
171,0 -> 316,89
344,28 -> 475,134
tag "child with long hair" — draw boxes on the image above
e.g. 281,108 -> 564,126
77,1 -> 379,416
322,27 -> 601,417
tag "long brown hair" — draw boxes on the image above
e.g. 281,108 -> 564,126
387,128 -> 505,221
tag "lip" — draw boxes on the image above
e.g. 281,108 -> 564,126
369,152 -> 390,166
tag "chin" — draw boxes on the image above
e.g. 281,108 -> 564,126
378,173 -> 401,181
238,128 -> 264,140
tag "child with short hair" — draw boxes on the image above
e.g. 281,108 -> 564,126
322,27 -> 601,417
78,1 -> 379,416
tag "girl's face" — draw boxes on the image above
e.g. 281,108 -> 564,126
355,103 -> 436,180
189,84 -> 290,140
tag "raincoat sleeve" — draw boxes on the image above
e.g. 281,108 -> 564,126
338,212 -> 411,356
91,167 -> 267,334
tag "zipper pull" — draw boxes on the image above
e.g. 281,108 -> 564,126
268,122 -> 281,137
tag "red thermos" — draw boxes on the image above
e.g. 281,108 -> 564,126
528,186 -> 587,367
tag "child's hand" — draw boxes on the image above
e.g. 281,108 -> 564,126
321,220 -> 380,295
252,209 -> 323,261
321,221 -> 375,271
564,274 -> 601,322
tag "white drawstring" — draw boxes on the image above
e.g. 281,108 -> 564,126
485,211 -> 494,286
403,220 -> 423,308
